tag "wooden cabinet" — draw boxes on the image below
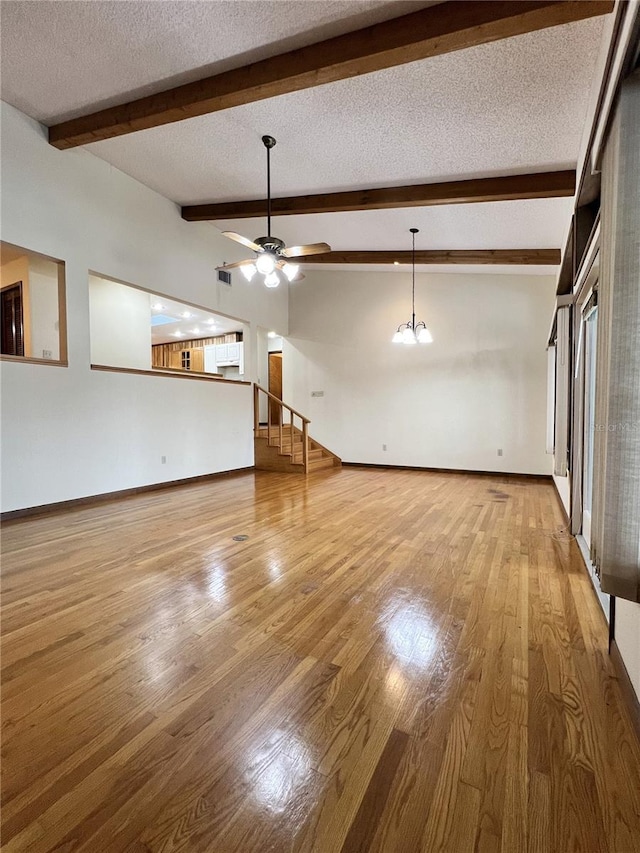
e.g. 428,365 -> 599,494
152,334 -> 242,374
191,348 -> 204,372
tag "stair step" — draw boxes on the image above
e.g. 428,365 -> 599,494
291,448 -> 324,461
254,413 -> 341,474
306,457 -> 336,471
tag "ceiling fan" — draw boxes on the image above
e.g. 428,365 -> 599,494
217,135 -> 331,287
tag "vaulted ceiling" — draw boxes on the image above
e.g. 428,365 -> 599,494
0,1 -> 615,275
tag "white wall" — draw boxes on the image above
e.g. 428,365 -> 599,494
0,101 -> 288,511
89,275 -> 151,369
284,268 -> 556,474
28,256 -> 60,360
553,473 -> 571,516
616,600 -> 640,699
1,362 -> 252,510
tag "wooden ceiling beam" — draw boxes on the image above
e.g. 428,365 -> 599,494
48,1 -> 613,149
182,170 -> 576,220
291,249 -> 561,265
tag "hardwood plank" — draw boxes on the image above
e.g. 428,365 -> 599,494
339,728 -> 409,853
2,468 -> 640,852
181,170 -> 576,220
419,679 -> 478,851
48,2 -> 614,148
293,249 -> 562,265
528,769 -> 551,853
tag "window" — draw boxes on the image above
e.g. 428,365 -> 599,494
88,273 -> 247,378
0,242 -> 67,364
582,301 -> 598,544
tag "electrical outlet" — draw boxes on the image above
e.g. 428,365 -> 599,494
161,456 -> 167,464
42,349 -> 52,359
382,444 -> 387,451
497,448 -> 503,456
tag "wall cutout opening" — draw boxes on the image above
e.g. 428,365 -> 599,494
89,274 -> 247,379
1,242 -> 66,364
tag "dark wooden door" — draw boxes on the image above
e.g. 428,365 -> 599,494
268,352 -> 283,424
1,283 -> 24,356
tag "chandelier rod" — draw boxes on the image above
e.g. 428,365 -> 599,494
411,227 -> 418,328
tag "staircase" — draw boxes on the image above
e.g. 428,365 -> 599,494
253,384 -> 341,474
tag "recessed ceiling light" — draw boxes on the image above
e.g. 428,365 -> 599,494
173,331 -> 184,337
191,328 -> 200,335
206,318 -> 217,326
180,311 -> 192,319
268,331 -> 278,338
152,301 -> 164,310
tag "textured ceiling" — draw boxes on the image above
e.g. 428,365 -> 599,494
0,0 -> 430,122
214,197 -> 574,253
0,1 -> 610,273
81,17 -> 603,204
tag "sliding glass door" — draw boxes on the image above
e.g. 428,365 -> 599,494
582,304 -> 598,546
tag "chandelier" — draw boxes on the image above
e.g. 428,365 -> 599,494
392,228 -> 433,345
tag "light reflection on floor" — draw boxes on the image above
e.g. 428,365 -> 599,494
384,600 -> 437,670
267,558 -> 283,582
245,728 -> 313,815
206,565 -> 228,603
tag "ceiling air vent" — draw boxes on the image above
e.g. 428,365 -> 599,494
217,269 -> 232,286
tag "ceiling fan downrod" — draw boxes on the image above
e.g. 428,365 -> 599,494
262,135 -> 276,239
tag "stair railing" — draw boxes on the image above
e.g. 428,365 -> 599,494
253,384 -> 309,472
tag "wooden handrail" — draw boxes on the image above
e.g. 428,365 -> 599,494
253,383 -> 311,473
254,384 -> 310,424
253,383 -> 259,433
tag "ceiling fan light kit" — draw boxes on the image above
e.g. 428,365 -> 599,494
218,135 -> 330,287
392,228 -> 433,345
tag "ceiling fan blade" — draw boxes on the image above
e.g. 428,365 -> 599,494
216,259 -> 255,270
281,242 -> 331,258
222,231 -> 261,252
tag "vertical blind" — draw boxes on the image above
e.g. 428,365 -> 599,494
591,72 -> 640,603
554,307 -> 571,478
546,345 -> 556,455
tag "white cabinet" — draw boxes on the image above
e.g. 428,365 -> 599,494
226,342 -> 241,363
203,342 -> 244,374
204,344 -> 218,373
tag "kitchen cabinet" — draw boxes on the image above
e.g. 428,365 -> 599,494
190,348 -> 204,372
169,347 -> 203,371
153,335 -> 243,375
204,342 -> 244,374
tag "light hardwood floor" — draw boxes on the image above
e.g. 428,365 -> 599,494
2,468 -> 640,852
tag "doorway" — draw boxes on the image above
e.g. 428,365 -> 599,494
268,351 -> 283,424
1,282 -> 24,356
